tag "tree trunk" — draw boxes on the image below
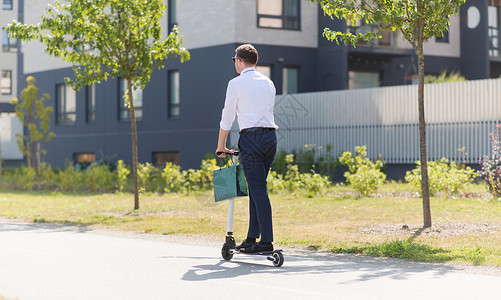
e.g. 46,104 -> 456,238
417,40 -> 432,228
127,79 -> 140,210
26,141 -> 32,169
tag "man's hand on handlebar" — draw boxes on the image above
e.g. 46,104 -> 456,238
215,148 -> 238,158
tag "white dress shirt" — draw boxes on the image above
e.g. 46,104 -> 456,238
220,67 -> 278,131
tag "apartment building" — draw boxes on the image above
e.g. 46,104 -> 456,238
2,0 -> 500,169
0,0 -> 19,112
0,0 -> 23,165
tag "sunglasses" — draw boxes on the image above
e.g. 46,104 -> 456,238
232,57 -> 241,63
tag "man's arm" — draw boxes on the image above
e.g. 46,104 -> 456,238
216,80 -> 238,157
216,128 -> 232,158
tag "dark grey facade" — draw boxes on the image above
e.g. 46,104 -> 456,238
15,2 -> 501,169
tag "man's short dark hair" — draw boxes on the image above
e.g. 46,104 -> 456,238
235,44 -> 258,65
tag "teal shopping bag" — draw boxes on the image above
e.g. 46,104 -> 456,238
213,164 -> 248,202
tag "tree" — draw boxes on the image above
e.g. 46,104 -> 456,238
10,76 -> 55,174
313,0 -> 466,227
8,0 -> 190,210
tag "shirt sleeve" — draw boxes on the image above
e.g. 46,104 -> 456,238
219,80 -> 239,131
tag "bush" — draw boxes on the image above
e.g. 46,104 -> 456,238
267,170 -> 286,193
274,154 -> 330,195
479,124 -> 501,199
59,162 -> 86,192
272,145 -> 340,180
405,158 -> 477,196
87,162 -> 116,193
284,154 -> 301,191
16,166 -> 36,191
299,172 -> 331,196
116,160 -> 130,192
425,71 -> 466,84
339,145 -> 386,196
38,162 -> 57,189
162,162 -> 186,193
185,158 -> 219,192
137,162 -> 156,193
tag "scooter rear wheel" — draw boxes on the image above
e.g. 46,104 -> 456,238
221,242 -> 233,260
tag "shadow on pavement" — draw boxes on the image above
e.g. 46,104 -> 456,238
174,250 -> 468,283
0,219 -> 94,234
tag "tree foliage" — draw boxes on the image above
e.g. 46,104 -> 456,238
8,0 -> 189,90
10,76 -> 55,171
7,0 -> 190,209
316,0 -> 465,51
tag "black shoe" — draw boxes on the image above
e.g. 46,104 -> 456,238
236,239 -> 255,250
241,242 -> 273,254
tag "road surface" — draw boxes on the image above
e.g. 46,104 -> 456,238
1,220 -> 501,300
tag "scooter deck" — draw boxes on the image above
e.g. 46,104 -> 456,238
230,249 -> 282,256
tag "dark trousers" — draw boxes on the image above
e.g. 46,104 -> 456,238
238,130 -> 277,242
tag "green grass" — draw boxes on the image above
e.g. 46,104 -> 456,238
1,183 -> 501,267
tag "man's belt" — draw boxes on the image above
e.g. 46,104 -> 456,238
239,127 -> 276,134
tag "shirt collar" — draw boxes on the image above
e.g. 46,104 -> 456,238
240,67 -> 256,75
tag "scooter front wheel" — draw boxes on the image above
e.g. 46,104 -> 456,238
221,242 -> 233,260
271,250 -> 284,267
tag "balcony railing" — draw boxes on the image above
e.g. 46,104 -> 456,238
347,25 -> 394,49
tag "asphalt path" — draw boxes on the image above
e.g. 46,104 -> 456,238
1,220 -> 501,300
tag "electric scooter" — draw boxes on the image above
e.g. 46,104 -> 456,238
217,151 -> 284,267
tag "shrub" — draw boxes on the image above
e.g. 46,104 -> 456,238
38,162 -> 57,189
16,166 -> 36,191
299,172 -> 331,196
278,154 -> 330,195
479,124 -> 501,198
87,162 -> 115,193
162,162 -> 186,193
272,145 -> 340,180
116,160 -> 130,192
424,71 -> 466,84
267,170 -> 286,193
185,159 -> 219,192
284,154 -> 301,191
59,162 -> 86,192
405,158 -> 477,196
137,162 -> 156,193
339,145 -> 386,196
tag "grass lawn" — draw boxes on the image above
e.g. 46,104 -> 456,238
1,182 -> 501,267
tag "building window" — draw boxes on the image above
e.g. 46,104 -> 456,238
348,71 -> 381,89
119,78 -> 143,121
73,152 -> 96,164
153,151 -> 180,166
56,83 -> 77,125
282,67 -> 299,94
435,30 -> 449,43
1,70 -> 12,95
257,0 -> 300,30
2,0 -> 12,10
489,5 -> 500,56
2,28 -> 17,52
168,70 -> 180,117
256,65 -> 273,79
168,0 -> 177,32
86,84 -> 96,123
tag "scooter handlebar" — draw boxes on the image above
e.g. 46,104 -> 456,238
216,151 -> 239,156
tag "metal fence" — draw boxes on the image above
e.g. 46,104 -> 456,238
231,78 -> 501,164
